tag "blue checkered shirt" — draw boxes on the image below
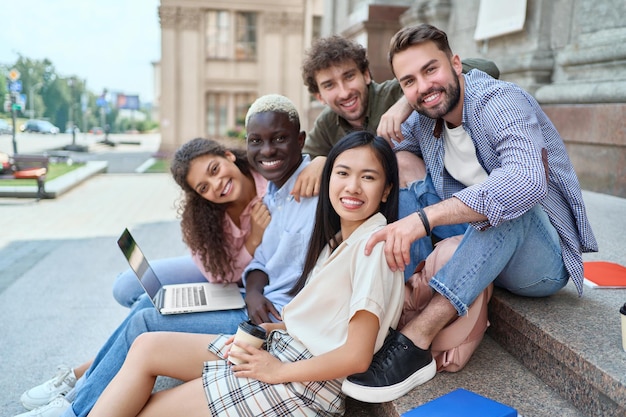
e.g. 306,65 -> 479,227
395,70 -> 598,295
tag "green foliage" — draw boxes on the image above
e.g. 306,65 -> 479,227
115,117 -> 158,133
226,126 -> 246,140
1,54 -> 155,134
0,70 -> 7,108
143,158 -> 170,173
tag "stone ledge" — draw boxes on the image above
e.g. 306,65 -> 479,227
488,285 -> 626,417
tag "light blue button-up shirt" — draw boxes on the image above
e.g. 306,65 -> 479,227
242,155 -> 318,314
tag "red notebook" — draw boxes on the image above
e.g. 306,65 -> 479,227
583,261 -> 626,289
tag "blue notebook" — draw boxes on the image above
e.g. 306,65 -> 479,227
402,388 -> 517,417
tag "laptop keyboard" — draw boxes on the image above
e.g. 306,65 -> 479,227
172,286 -> 207,307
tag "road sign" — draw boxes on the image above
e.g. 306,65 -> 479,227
9,80 -> 22,93
8,68 -> 20,81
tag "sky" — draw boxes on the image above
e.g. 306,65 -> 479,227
0,0 -> 161,103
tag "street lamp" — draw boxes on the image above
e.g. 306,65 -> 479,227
67,77 -> 75,129
28,82 -> 43,119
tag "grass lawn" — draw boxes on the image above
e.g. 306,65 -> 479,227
143,158 -> 170,173
0,163 -> 84,187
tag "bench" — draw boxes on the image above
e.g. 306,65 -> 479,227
0,154 -> 50,200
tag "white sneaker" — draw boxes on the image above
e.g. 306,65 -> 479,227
20,366 -> 76,410
14,396 -> 71,417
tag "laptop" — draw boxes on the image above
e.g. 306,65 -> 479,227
117,228 -> 245,315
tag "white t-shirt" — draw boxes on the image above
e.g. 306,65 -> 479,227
443,123 -> 488,187
282,212 -> 404,357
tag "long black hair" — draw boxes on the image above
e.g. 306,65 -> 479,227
289,131 -> 399,296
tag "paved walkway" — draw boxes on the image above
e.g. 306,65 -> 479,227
0,136 -> 188,416
0,138 -> 624,416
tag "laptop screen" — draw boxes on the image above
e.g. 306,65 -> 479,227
117,229 -> 161,299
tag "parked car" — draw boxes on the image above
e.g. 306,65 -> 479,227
89,126 -> 104,135
21,119 -> 60,134
0,119 -> 12,135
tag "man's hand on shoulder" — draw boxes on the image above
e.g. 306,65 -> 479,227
365,212 -> 425,272
291,156 -> 326,202
377,96 -> 412,144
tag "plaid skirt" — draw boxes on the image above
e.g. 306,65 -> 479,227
202,330 -> 345,417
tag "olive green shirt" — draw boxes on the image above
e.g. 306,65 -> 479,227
303,80 -> 403,158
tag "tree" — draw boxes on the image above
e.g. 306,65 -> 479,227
14,55 -> 56,119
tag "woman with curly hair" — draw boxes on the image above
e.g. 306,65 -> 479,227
111,138 -> 270,307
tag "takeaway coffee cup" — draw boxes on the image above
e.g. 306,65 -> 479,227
229,320 -> 267,365
620,303 -> 626,352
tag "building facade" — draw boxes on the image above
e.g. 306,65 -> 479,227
158,0 -> 322,154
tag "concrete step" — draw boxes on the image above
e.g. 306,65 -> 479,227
489,284 -> 626,417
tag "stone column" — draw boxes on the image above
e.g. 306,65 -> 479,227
158,5 -> 178,155
177,7 -> 203,148
158,6 -> 203,155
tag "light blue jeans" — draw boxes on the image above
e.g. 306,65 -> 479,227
398,174 -> 468,281
430,204 -> 569,316
112,255 -> 209,307
60,294 -> 248,417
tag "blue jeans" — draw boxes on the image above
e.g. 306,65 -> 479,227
60,294 -> 248,417
430,204 -> 569,316
112,255 -> 209,307
399,174 -> 468,280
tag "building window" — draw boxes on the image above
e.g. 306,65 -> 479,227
234,93 -> 256,126
206,93 -> 228,137
312,15 -> 321,41
206,11 -> 230,59
206,10 -> 257,60
206,92 -> 256,137
235,12 -> 256,60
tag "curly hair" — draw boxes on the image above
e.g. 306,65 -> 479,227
301,35 -> 370,94
170,138 -> 252,280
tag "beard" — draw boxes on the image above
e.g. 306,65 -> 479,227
412,69 -> 461,120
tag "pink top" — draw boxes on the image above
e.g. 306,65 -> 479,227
191,170 -> 268,283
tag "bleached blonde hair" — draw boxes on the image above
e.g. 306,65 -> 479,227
245,94 -> 300,128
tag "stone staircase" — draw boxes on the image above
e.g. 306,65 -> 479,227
345,191 -> 626,417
